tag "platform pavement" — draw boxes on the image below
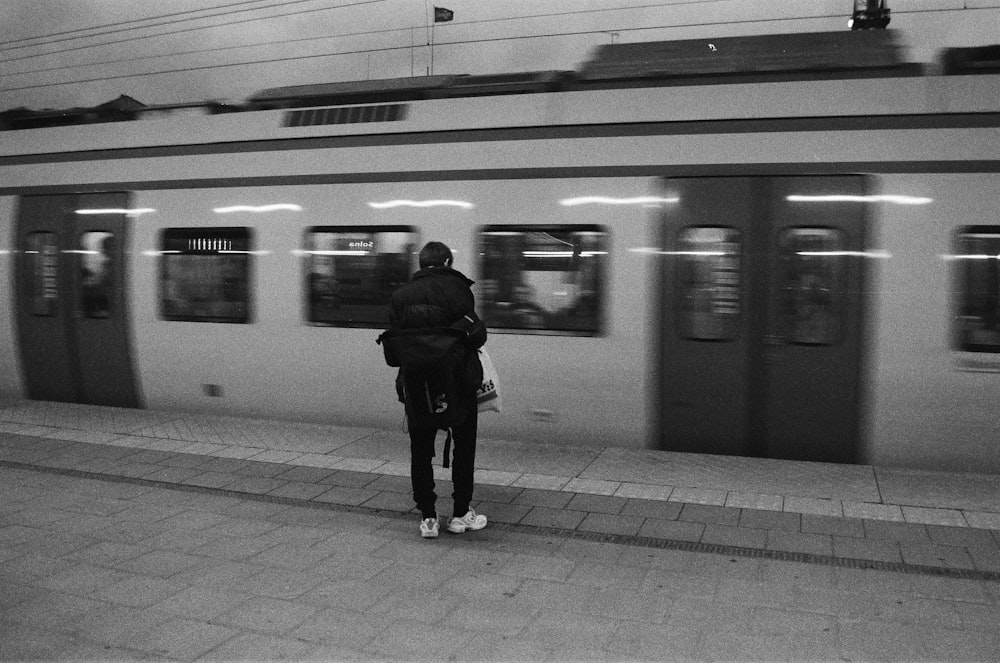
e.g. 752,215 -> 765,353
1,399 -> 1000,661
1,398 -> 999,576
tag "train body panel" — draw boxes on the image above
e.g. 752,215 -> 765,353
0,197 -> 19,398
124,179 -> 653,448
867,173 -> 1000,472
2,58 -> 1000,472
3,75 -> 1000,161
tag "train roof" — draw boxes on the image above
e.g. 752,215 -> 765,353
1,30 -> 997,137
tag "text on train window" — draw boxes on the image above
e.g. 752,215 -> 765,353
80,231 -> 114,319
478,226 -> 607,335
954,226 -> 1000,353
676,227 -> 741,341
776,227 -> 845,346
159,228 -> 251,323
27,232 -> 58,317
305,226 -> 416,327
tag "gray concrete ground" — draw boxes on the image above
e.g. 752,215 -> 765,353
1,466 -> 999,661
1,399 -> 999,661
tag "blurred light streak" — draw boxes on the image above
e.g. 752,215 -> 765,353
75,208 -> 156,216
213,204 -> 302,213
560,196 -> 679,207
368,200 -> 474,209
786,195 -> 933,205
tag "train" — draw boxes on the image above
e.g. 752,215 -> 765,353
1,30 -> 999,473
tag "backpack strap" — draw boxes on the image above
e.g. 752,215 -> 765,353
443,428 -> 452,469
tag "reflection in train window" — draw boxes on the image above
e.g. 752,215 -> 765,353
80,231 -> 114,319
27,232 -> 59,317
478,226 -> 607,335
777,227 -> 844,345
159,228 -> 251,323
677,227 -> 741,341
304,226 -> 416,327
955,226 -> 1000,353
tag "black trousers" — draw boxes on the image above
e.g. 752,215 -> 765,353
409,406 -> 478,519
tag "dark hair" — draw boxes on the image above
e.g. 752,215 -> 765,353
418,241 -> 453,269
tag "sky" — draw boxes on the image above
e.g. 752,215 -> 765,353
1,0 -> 998,111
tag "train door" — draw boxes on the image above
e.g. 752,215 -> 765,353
659,176 -> 868,463
14,193 -> 140,407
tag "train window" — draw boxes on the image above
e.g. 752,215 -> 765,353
79,231 -> 114,319
954,227 -> 1000,353
478,226 -> 607,335
304,226 -> 416,327
677,227 -> 741,341
27,232 -> 59,317
159,228 -> 251,323
776,227 -> 844,346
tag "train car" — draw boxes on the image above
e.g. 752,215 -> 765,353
1,31 -> 999,473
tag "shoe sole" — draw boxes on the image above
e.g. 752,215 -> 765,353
446,520 -> 487,534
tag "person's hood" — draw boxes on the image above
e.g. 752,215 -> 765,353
411,265 -> 475,286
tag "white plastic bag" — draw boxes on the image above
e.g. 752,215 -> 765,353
476,348 -> 502,413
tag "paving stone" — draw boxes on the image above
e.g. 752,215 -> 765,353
90,574 -> 188,607
266,480 -> 331,501
965,545 -> 1000,573
312,486 -> 378,506
233,460 -> 291,478
159,452 -> 213,469
639,518 -> 704,542
738,508 -> 801,532
902,506 -> 967,527
364,474 -> 412,493
474,483 -> 524,503
679,503 -> 741,527
319,470 -> 378,488
213,596 -> 321,634
832,536 -> 903,564
900,543 -> 976,570
925,524 -> 1000,549
152,585 -> 254,620
114,550 -> 208,578
765,530 -> 833,556
513,488 -> 574,509
477,500 -> 531,524
622,498 -> 682,520
220,476 -> 290,495
801,514 -> 865,538
360,490 -> 416,513
567,493 -> 628,515
131,617 -> 238,660
520,506 -> 586,530
272,465 -> 335,484
701,524 -> 767,549
185,471 -> 240,489
862,519 -> 931,544
577,512 -> 644,537
783,496 -> 843,517
189,457 -> 251,474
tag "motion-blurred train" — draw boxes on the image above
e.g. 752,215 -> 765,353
2,30 -> 999,473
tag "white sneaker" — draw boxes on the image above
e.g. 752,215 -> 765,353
420,516 -> 439,539
447,509 -> 488,534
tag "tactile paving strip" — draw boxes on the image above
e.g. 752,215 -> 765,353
5,458 -> 998,584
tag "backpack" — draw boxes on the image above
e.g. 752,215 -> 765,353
377,327 -> 479,466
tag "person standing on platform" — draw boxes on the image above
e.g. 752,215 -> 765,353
389,241 -> 488,539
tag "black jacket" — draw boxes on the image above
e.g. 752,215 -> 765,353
388,266 -> 486,406
390,266 -> 481,338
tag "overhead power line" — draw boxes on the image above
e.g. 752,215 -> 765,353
0,0 -> 389,62
0,12 -> 861,94
0,0 -> 293,48
0,0 -> 730,63
2,3 -> 997,95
